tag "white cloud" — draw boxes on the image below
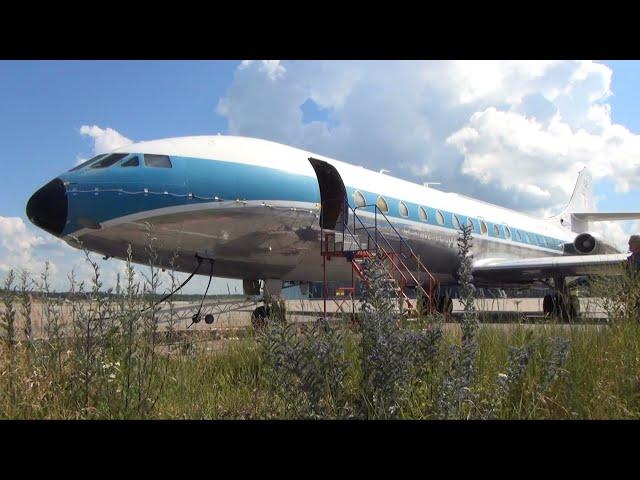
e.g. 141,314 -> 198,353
216,60 -> 640,234
238,60 -> 286,81
447,105 -> 640,203
589,221 -> 630,252
0,216 -> 46,253
79,125 -> 133,155
0,216 -> 60,276
0,216 -> 241,294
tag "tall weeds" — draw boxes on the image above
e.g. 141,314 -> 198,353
1,227 -> 640,418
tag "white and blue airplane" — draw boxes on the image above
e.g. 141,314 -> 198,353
26,135 -> 639,318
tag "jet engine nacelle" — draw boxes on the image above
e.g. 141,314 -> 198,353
565,232 -> 609,255
243,279 -> 261,296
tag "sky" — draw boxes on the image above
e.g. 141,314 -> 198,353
1,60 -> 640,293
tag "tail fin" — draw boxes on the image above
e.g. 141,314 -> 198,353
552,167 -> 640,233
552,167 -> 594,232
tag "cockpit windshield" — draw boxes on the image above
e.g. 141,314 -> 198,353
90,153 -> 128,169
68,154 -> 107,172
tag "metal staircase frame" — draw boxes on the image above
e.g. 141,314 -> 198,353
320,197 -> 437,320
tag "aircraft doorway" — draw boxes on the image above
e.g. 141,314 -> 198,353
308,157 -> 348,230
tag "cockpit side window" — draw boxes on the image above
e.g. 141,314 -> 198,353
144,154 -> 172,168
91,153 -> 128,169
68,154 -> 107,172
121,156 -> 139,167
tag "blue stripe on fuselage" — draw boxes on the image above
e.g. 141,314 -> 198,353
60,155 -> 321,235
59,154 -> 564,252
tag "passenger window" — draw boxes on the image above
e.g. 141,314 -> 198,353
467,217 -> 475,232
515,230 -> 522,241
419,206 -> 428,222
376,196 -> 389,213
480,220 -> 488,235
121,156 -> 139,167
505,226 -> 512,240
493,224 -> 500,237
453,214 -> 461,230
399,201 -> 409,218
91,153 -> 128,169
436,210 -> 445,225
144,154 -> 172,168
353,190 -> 366,208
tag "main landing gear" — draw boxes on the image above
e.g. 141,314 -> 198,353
250,305 -> 270,329
542,277 -> 580,322
433,295 -> 453,315
418,284 -> 453,315
250,302 -> 287,329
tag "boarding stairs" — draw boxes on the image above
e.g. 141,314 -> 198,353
320,201 -> 437,318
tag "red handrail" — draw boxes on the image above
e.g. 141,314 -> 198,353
320,198 -> 438,315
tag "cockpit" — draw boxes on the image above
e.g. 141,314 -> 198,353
27,152 -> 178,238
67,153 -> 173,172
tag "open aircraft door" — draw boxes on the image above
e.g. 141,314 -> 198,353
308,157 -> 348,230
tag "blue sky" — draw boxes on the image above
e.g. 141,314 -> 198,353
2,60 -> 639,291
1,61 -> 236,216
595,61 -> 640,211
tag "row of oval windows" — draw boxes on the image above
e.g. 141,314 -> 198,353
352,190 -> 558,247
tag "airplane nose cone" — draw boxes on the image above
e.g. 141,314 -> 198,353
26,178 -> 68,237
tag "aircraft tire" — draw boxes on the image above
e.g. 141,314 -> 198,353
543,294 -> 554,317
562,295 -> 580,322
543,294 -> 580,321
251,306 -> 270,329
434,296 -> 453,315
443,297 -> 453,315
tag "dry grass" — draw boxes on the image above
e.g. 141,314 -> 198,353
1,233 -> 640,419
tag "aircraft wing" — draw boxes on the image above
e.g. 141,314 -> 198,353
472,253 -> 628,284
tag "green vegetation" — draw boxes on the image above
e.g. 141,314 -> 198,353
1,229 -> 640,419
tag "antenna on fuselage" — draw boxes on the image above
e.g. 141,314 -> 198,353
423,182 -> 441,188
379,169 -> 390,174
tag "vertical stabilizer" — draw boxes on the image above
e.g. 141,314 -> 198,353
552,167 -> 594,233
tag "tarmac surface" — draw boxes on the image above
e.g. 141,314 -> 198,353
14,296 -> 609,341
156,296 -> 609,332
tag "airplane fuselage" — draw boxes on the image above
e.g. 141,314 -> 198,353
26,135 -> 620,289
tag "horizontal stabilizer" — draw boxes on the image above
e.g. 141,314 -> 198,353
572,212 -> 640,222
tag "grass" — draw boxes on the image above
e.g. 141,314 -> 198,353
117,323 -> 640,419
1,227 -> 640,419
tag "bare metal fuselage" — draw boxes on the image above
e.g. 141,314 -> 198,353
73,199 -> 565,288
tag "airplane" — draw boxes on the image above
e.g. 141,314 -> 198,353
25,135 -> 639,322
